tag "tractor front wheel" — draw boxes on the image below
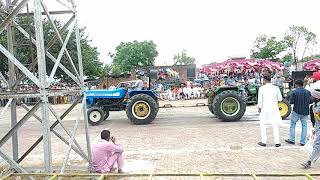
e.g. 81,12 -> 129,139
88,107 -> 105,126
126,94 -> 158,125
278,100 -> 291,119
213,90 -> 246,122
103,110 -> 110,120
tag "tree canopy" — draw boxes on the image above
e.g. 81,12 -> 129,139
112,40 -> 158,72
250,25 -> 318,65
0,17 -> 104,82
173,49 -> 196,65
250,35 -> 286,60
284,25 -> 317,64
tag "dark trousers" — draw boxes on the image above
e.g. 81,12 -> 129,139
310,105 -> 315,127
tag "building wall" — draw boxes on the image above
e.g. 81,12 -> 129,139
146,64 -> 196,82
98,76 -> 134,89
98,64 -> 197,89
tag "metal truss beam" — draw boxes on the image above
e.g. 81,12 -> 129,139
41,2 -> 80,81
71,0 -> 84,86
48,21 -> 75,86
12,15 -> 75,89
0,71 -> 9,86
11,0 -> 19,6
0,151 -> 29,174
56,0 -> 73,11
0,0 -> 29,34
0,101 -> 40,148
20,103 -> 42,122
0,0 -> 90,174
17,10 -> 74,16
14,22 -> 81,85
47,103 -> 88,161
0,44 -> 40,86
34,0 -> 52,171
0,98 -> 12,119
16,96 -> 83,163
0,90 -> 81,99
51,130 -> 88,161
46,15 -> 75,49
60,105 -> 81,173
8,173 -> 320,179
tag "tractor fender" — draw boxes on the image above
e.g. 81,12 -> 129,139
128,90 -> 158,101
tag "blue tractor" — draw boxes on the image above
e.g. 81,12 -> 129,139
84,70 -> 159,125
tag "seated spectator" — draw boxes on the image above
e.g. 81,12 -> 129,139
109,85 -> 116,90
167,88 -> 175,101
91,130 -> 124,173
226,76 -> 236,86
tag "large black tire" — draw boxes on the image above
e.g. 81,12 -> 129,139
126,94 -> 158,125
155,101 -> 160,114
278,99 -> 291,119
207,90 -> 215,115
88,107 -> 105,126
103,110 -> 110,120
208,104 -> 214,114
212,90 -> 246,122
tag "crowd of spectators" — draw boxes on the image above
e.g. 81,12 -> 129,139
153,70 -> 290,101
0,82 -> 80,106
0,70 -> 300,106
160,85 -> 206,101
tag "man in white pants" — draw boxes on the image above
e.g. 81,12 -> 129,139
258,74 -> 283,147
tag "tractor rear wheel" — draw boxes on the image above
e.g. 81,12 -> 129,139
207,90 -> 215,115
103,110 -> 110,120
278,100 -> 291,119
208,104 -> 214,114
126,94 -> 158,125
88,107 -> 105,126
213,90 -> 246,121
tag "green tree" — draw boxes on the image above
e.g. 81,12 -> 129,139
112,40 -> 158,72
302,54 -> 320,62
0,17 -> 103,82
173,49 -> 196,65
250,35 -> 286,60
283,25 -> 317,64
281,53 -> 294,63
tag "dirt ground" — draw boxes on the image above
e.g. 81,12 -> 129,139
0,99 -> 320,179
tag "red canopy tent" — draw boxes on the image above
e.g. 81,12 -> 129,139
200,59 -> 285,75
304,59 -> 320,71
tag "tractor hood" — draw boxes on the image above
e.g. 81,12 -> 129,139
84,89 -> 126,99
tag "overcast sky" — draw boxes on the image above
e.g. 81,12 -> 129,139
75,0 -> 320,66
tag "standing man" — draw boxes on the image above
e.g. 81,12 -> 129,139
91,130 -> 124,173
301,89 -> 320,169
285,80 -> 311,146
258,74 -> 283,147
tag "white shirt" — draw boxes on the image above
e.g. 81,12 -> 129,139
306,81 -> 320,91
258,83 -> 283,125
134,80 -> 144,90
183,87 -> 188,93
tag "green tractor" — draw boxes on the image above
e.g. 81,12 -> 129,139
207,85 -> 291,122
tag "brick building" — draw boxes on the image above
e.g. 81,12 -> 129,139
98,64 -> 197,89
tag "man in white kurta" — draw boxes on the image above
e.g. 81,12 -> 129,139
258,75 -> 283,147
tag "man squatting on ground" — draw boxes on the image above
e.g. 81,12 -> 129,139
285,79 -> 311,146
258,74 -> 282,147
91,130 -> 124,173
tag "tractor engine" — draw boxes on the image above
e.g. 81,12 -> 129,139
94,98 -> 126,111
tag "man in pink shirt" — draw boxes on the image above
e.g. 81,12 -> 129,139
91,130 -> 124,173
